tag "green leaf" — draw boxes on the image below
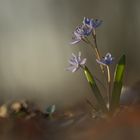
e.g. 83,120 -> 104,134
110,54 -> 126,111
84,66 -> 108,112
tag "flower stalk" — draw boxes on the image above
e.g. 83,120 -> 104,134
106,66 -> 111,108
83,36 -> 104,73
67,17 -> 126,115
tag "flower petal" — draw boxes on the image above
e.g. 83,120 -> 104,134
68,60 -> 77,66
96,59 -> 107,66
67,52 -> 86,73
80,58 -> 87,65
105,53 -> 111,58
66,65 -> 77,72
70,39 -> 81,45
71,53 -> 79,64
78,52 -> 81,61
83,17 -> 90,25
92,19 -> 103,28
72,67 -> 79,72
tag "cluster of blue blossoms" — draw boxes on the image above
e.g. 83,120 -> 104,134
67,17 -> 114,72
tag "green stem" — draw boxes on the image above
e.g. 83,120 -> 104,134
94,76 -> 107,91
83,37 -> 104,73
85,32 -> 105,74
106,66 -> 111,109
92,30 -> 98,48
86,98 -> 98,111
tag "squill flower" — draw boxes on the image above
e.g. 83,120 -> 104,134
71,24 -> 92,45
83,17 -> 102,29
67,52 -> 87,72
71,17 -> 102,45
96,53 -> 114,66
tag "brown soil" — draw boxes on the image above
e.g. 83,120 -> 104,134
0,104 -> 140,140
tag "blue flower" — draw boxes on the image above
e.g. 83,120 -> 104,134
96,53 -> 114,66
67,52 -> 87,72
83,17 -> 102,29
71,24 -> 92,45
70,17 -> 102,45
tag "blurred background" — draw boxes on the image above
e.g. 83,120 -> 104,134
0,0 -> 139,109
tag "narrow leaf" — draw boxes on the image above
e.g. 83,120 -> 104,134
110,54 -> 126,111
84,66 -> 108,112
